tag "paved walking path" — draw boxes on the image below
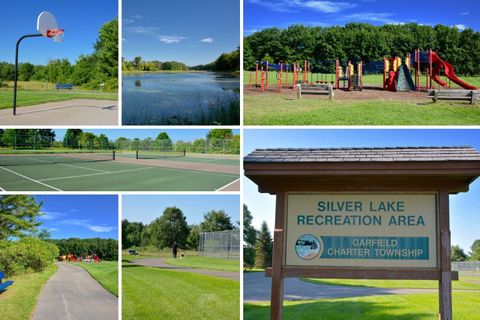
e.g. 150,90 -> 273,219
0,99 -> 118,125
33,263 -> 118,320
131,258 -> 240,281
244,272 -> 437,302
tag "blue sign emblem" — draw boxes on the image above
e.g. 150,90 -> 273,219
295,234 -> 322,260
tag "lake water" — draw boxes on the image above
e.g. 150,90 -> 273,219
122,72 -> 240,125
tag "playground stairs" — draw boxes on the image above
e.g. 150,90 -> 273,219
396,64 -> 415,92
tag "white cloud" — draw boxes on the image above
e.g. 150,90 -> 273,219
132,14 -> 143,19
124,26 -> 158,35
460,12 -> 470,16
60,219 -> 115,233
40,211 -> 66,220
246,0 -> 356,13
345,12 -> 400,24
200,37 -> 214,43
123,19 -> 134,24
158,35 -> 187,44
89,226 -> 115,233
454,24 -> 466,31
47,228 -> 59,232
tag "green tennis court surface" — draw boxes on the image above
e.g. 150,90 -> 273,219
0,152 -> 239,191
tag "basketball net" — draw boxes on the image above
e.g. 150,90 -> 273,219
46,28 -> 64,43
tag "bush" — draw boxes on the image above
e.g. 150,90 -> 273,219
0,238 -> 59,276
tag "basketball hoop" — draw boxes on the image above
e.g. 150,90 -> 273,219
46,28 -> 64,43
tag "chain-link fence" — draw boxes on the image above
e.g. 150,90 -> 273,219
199,230 -> 240,260
452,261 -> 480,276
0,133 -> 239,155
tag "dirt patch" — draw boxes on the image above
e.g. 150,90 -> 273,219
245,85 -> 432,102
116,157 -> 239,175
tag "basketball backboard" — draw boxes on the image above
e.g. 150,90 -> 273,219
37,11 -> 58,36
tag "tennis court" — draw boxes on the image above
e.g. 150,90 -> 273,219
0,150 -> 240,191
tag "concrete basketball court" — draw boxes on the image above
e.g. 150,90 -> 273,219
0,99 -> 118,125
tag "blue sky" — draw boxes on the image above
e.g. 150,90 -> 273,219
0,0 -> 117,65
123,0 -> 239,66
122,195 -> 240,226
35,195 -> 118,239
53,129 -> 240,141
243,129 -> 480,253
244,0 -> 479,34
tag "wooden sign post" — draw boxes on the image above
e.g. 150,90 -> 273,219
244,147 -> 480,320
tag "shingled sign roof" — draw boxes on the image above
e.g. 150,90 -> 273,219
244,146 -> 480,163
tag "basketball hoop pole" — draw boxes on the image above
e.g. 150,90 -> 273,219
13,33 -> 43,115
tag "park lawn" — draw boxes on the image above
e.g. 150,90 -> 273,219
122,247 -> 199,261
72,261 -> 118,296
302,277 -> 480,290
122,265 -> 239,320
244,94 -> 480,125
0,263 -> 57,320
164,256 -> 240,272
0,90 -> 117,109
244,291 -> 480,320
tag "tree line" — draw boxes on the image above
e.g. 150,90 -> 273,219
0,19 -> 118,91
0,129 -> 239,154
122,206 -> 237,251
244,23 -> 480,75
123,48 -> 240,72
48,238 -> 118,261
451,242 -> 480,262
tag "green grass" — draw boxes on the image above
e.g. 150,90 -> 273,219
72,261 -> 118,296
244,94 -> 480,125
0,263 -> 57,320
301,277 -> 480,290
122,247 -> 199,260
0,90 -> 117,109
122,265 -> 239,320
244,291 -> 480,320
164,257 -> 240,272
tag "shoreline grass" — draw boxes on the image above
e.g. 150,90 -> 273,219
72,261 -> 118,296
0,263 -> 57,320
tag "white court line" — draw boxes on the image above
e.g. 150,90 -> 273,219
216,178 -> 240,191
0,167 -> 62,191
38,167 -> 155,182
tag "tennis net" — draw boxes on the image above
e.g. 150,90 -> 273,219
136,150 -> 185,160
0,150 -> 115,166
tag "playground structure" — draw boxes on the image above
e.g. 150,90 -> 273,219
247,49 -> 477,96
248,60 -> 363,93
58,254 -> 101,263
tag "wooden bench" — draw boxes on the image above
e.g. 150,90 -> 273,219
128,249 -> 138,256
0,272 -> 13,292
296,84 -> 334,100
55,83 -> 74,90
428,89 -> 479,105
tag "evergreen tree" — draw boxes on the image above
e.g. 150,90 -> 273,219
0,195 -> 43,240
254,221 -> 273,269
243,204 -> 257,270
451,245 -> 468,262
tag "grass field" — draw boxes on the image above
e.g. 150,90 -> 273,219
122,265 -> 239,320
164,257 -> 240,272
244,94 -> 480,125
0,264 -> 57,320
122,247 -> 199,260
0,90 -> 117,110
302,276 -> 480,290
72,261 -> 118,296
244,291 -> 480,320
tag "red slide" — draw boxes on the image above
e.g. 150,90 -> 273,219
429,51 -> 478,90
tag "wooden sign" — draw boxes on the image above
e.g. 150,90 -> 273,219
286,193 -> 437,268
